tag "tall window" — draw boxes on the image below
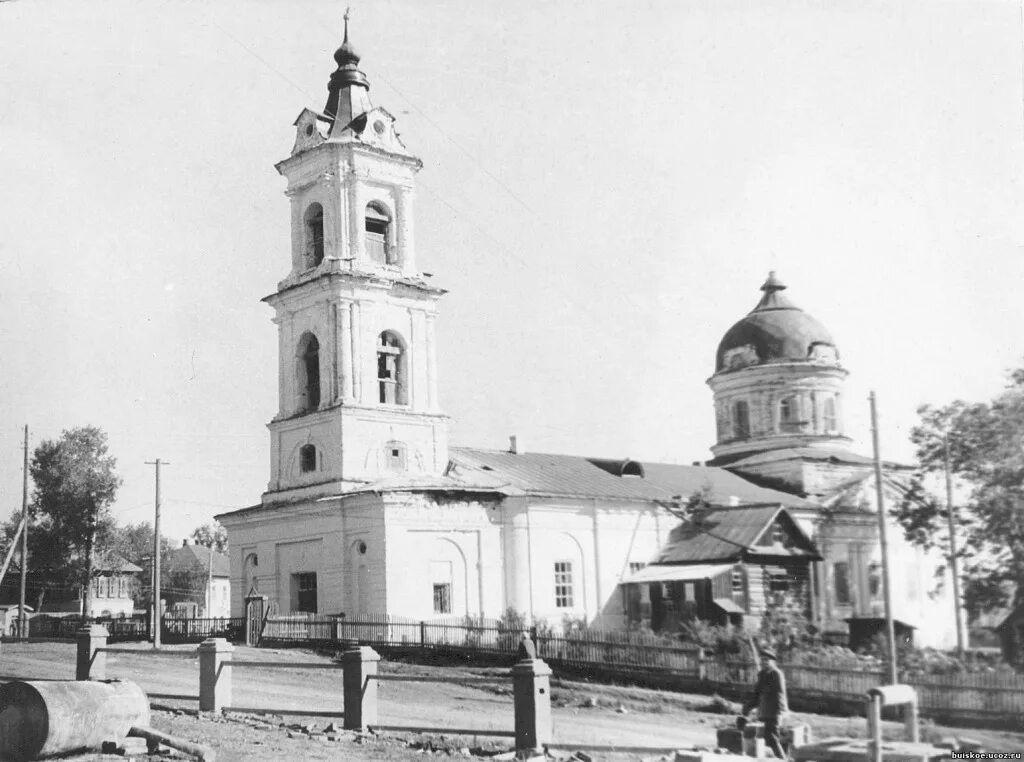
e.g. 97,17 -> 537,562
779,396 -> 798,431
377,331 -> 406,405
431,560 -> 452,614
365,203 -> 392,265
554,561 -> 574,608
299,444 -> 317,473
833,561 -> 851,606
304,202 -> 325,268
292,572 -> 318,613
297,333 -> 320,412
732,399 -> 750,439
823,397 -> 837,433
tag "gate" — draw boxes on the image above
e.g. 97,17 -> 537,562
244,592 -> 268,647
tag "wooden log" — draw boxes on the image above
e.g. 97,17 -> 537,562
128,725 -> 216,761
0,679 -> 149,761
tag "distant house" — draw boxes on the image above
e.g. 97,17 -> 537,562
1,555 -> 141,618
165,540 -> 230,618
621,504 -> 820,633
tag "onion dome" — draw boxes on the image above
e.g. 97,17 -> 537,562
324,10 -> 370,119
715,272 -> 839,373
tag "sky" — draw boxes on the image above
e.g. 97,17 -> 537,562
0,0 -> 1021,541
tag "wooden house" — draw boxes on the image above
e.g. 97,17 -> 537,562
621,504 -> 820,633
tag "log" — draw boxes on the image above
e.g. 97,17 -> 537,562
0,679 -> 149,761
128,725 -> 216,761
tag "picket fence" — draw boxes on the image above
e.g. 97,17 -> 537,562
259,612 -> 1024,727
23,613 -> 244,644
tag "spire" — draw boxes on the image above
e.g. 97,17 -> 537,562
752,271 -> 796,312
324,7 -> 370,120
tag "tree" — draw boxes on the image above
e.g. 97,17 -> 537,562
28,426 -> 122,617
189,522 -> 227,552
898,370 -> 1024,631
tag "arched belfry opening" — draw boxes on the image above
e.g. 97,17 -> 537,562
377,331 -> 407,405
304,203 -> 325,268
365,202 -> 393,265
297,332 -> 321,412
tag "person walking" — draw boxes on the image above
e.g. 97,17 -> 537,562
741,647 -> 789,759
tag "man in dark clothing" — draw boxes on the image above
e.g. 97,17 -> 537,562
741,648 -> 789,760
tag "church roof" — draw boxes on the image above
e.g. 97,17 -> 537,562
715,272 -> 838,373
725,447 -> 879,469
448,448 -> 812,507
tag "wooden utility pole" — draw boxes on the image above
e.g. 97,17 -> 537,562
944,434 -> 966,657
146,459 -> 169,649
869,392 -> 899,685
18,425 -> 28,637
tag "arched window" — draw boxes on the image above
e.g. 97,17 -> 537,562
365,203 -> 394,265
304,203 -> 325,268
299,444 -> 317,473
296,333 -> 321,412
732,400 -> 750,439
823,396 -> 837,433
377,331 -> 407,405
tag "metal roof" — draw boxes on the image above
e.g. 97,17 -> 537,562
621,563 -> 732,584
449,448 -> 810,506
655,505 -> 818,564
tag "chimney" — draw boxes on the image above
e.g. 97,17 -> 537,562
508,435 -> 525,455
182,539 -> 189,547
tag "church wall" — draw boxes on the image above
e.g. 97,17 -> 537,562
504,499 -> 671,629
382,493 -> 503,619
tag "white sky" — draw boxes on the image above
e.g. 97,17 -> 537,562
0,0 -> 1021,540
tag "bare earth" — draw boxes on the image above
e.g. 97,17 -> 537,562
1,641 -> 1022,761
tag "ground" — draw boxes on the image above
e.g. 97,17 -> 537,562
1,641 -> 1022,761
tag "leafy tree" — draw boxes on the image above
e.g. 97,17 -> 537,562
189,522 -> 227,552
899,370 -> 1024,632
27,426 -> 122,617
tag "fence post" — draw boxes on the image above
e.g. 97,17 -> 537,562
697,648 -> 706,682
342,643 -> 379,731
199,637 -> 233,712
512,636 -> 552,753
76,624 -> 109,681
420,621 -> 426,648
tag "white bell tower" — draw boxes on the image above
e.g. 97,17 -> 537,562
263,16 -> 448,499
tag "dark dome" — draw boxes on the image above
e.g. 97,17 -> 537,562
715,272 -> 838,373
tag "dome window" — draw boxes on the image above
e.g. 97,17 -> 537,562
731,400 -> 750,440
779,396 -> 799,432
823,396 -> 838,433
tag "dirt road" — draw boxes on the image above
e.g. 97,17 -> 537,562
2,640 -> 1022,761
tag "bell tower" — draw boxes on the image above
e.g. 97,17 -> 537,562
263,16 -> 448,499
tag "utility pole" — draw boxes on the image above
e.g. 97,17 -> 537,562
146,459 -> 169,649
869,392 -> 898,685
18,425 -> 28,639
944,434 -> 966,657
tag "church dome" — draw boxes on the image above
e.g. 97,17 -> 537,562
715,272 -> 839,373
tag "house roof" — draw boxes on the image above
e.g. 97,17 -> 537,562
654,504 -> 819,564
621,563 -> 732,584
167,543 -> 230,577
447,448 -> 812,506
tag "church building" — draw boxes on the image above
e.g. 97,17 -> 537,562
216,23 -> 959,649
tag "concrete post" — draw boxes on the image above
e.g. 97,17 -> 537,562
341,644 -> 379,731
76,624 -> 108,681
512,641 -> 553,753
198,637 -> 233,712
